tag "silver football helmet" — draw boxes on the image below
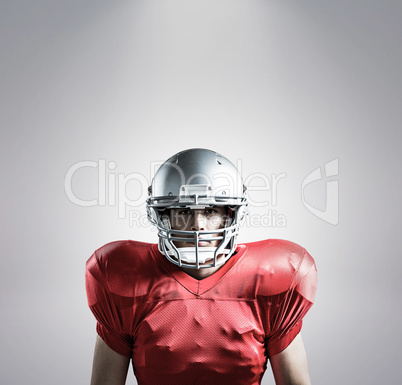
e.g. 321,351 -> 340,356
147,148 -> 248,269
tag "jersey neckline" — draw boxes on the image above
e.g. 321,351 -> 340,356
150,244 -> 247,295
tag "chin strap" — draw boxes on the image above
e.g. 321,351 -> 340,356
166,247 -> 230,264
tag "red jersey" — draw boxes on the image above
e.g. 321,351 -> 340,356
85,239 -> 317,385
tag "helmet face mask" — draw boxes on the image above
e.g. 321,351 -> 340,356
147,148 -> 248,269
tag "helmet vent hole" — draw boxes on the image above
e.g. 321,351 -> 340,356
217,160 -> 222,165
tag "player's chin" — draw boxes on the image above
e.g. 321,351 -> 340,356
198,240 -> 214,247
174,241 -> 217,248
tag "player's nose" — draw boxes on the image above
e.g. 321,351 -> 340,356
191,211 -> 205,231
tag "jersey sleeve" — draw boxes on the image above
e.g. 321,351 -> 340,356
265,248 -> 317,357
85,249 -> 133,357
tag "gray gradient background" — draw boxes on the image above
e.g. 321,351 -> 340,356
1,1 -> 401,384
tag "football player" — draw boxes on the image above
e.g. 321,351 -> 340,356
86,148 -> 317,385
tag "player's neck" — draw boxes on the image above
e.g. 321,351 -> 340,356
179,264 -> 222,280
177,251 -> 238,280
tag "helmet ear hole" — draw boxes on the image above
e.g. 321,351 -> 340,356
237,205 -> 247,222
161,214 -> 171,229
225,207 -> 234,227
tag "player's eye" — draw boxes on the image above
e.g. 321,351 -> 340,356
178,209 -> 191,215
205,208 -> 217,215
